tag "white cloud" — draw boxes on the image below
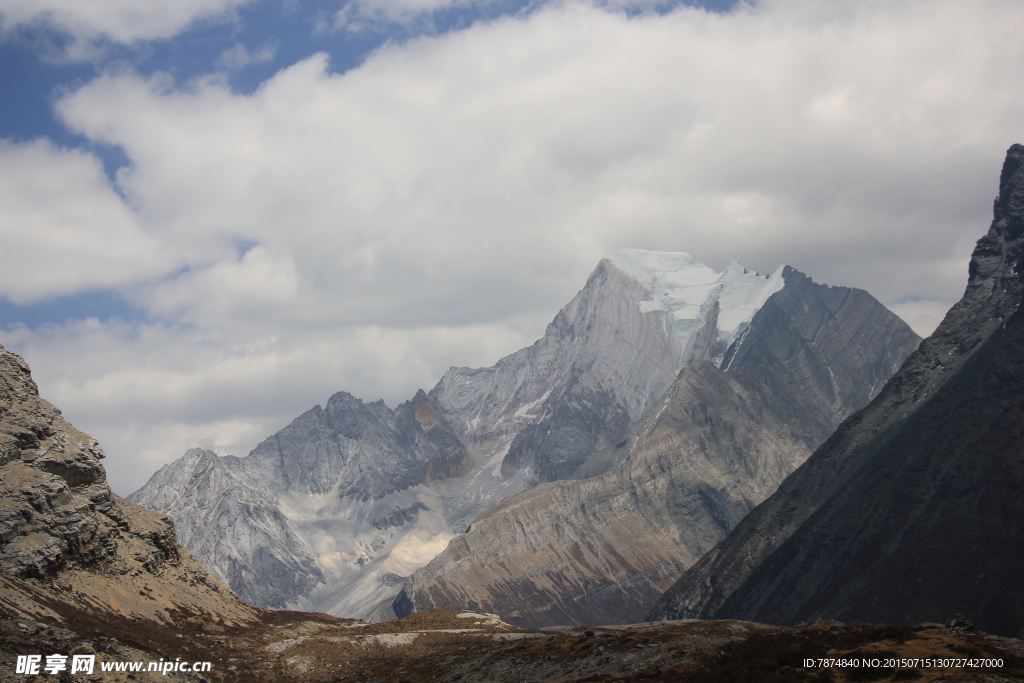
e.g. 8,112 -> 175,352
0,0 -> 254,51
4,0 -> 1024,492
1,315 -> 542,493
0,139 -> 176,303
885,299 -> 955,338
216,41 -> 277,70
332,0 -> 497,32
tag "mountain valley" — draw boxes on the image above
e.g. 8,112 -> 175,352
5,334 -> 1019,683
2,147 -> 1024,683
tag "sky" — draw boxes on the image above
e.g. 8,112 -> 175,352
1,0 -> 1022,495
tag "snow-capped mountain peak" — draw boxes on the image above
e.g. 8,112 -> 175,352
605,249 -> 785,350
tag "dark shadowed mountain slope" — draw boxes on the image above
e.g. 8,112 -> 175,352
649,144 -> 1024,639
393,267 -> 919,628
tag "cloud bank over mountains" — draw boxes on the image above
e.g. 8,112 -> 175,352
1,0 -> 1022,493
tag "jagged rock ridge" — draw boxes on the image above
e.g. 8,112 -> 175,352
648,144 -> 1024,639
130,389 -> 475,616
131,251 -> 795,619
392,265 -> 920,627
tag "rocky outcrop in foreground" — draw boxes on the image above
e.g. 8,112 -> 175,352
649,144 -> 1024,639
0,343 -> 257,629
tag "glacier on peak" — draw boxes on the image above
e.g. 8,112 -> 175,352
605,249 -> 785,350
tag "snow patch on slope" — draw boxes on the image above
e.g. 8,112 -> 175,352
514,389 -> 551,419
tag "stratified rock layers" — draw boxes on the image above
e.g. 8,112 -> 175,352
0,343 -> 256,627
649,144 -> 1024,639
395,267 -> 920,628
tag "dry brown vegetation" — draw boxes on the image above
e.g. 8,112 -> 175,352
3,604 -> 1023,683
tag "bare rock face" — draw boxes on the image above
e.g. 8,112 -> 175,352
0,343 -> 256,628
648,144 -> 1024,639
393,364 -> 809,628
432,260 -> 683,485
393,266 -> 920,628
126,447 -> 324,611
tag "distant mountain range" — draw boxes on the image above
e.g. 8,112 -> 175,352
648,144 -> 1024,640
130,249 -> 919,622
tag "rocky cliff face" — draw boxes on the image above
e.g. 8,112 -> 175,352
0,343 -> 256,629
648,144 -> 1024,639
392,266 -> 920,627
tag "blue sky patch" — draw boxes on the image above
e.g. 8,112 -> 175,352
0,290 -> 146,330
